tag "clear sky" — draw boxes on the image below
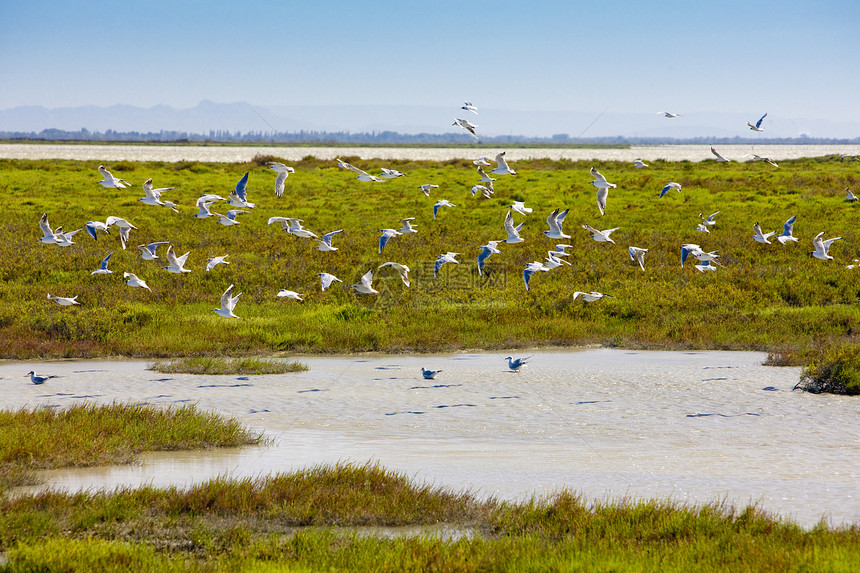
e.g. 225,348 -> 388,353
2,0 -> 859,134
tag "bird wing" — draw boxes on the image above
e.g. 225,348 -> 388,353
99,252 -> 112,269
783,215 -> 796,235
360,270 -> 374,288
235,172 -> 250,200
590,167 -> 607,184
756,113 -> 767,128
39,213 -> 53,237
275,171 -> 287,198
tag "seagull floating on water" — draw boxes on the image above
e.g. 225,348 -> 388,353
214,284 -> 241,318
26,371 -> 58,385
47,293 -> 79,306
97,165 -> 130,189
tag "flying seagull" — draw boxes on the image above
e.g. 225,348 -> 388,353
214,284 -> 241,318
163,245 -> 191,273
228,172 -> 256,208
47,293 -> 79,306
491,152 -> 517,175
378,262 -> 411,287
452,118 -> 478,140
747,113 -> 767,132
543,208 -> 571,239
315,229 -> 344,252
317,272 -> 342,291
461,101 -> 478,114
91,251 -> 113,275
352,269 -> 379,294
502,211 -> 525,244
811,232 -> 842,260
710,146 -> 730,162
434,252 -> 460,278
628,246 -> 648,271
660,182 -> 682,198
752,222 -> 775,244
378,228 -> 401,253
97,165 -> 130,189
433,199 -> 456,220
206,255 -> 230,271
776,215 -> 798,244
477,240 -> 501,276
582,224 -> 618,244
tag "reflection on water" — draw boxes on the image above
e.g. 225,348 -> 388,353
1,349 -> 857,528
0,143 -> 856,163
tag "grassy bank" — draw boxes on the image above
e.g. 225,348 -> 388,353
0,463 -> 857,571
1,156 -> 859,360
0,404 -> 263,490
148,356 -> 308,375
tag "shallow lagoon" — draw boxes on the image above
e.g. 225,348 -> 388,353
2,349 -> 857,528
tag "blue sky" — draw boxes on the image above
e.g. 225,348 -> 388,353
2,1 -> 859,136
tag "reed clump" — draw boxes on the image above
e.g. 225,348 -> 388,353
0,404 -> 263,490
0,463 -> 856,571
796,342 -> 860,395
148,356 -> 307,375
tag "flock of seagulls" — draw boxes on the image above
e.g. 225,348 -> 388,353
36,106 -> 858,325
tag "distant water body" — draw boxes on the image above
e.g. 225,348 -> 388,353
0,143 -> 857,163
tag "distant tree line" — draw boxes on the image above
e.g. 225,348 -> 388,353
1,128 -> 858,145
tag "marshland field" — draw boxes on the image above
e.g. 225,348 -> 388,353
0,148 -> 858,571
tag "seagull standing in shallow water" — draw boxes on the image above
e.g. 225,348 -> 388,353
505,355 -> 532,372
422,367 -> 442,379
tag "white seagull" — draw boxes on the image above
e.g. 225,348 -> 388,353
421,367 -> 442,379
214,284 -> 241,318
543,251 -> 570,269
633,159 -> 649,168
105,216 -> 137,232
26,371 -> 58,385
434,252 -> 460,278
53,227 -> 81,248
379,168 -> 406,179
491,152 -> 517,175
317,272 -> 343,291
473,156 -> 491,166
37,213 -> 58,244
477,166 -> 496,184
85,220 -> 110,241
97,165 -> 130,189
658,111 -> 683,118
747,113 -> 767,132
138,241 -> 169,261
214,209 -> 250,226
461,101 -> 478,114
509,201 -> 533,215
352,270 -> 379,294
776,215 -> 798,244
452,118 -> 479,140
399,218 -> 418,234
811,232 -> 842,260
523,261 -> 549,291
277,290 -> 304,301
748,154 -> 779,167
433,199 -> 456,220
660,182 -> 682,198
505,355 -> 531,372
573,291 -> 613,302
582,224 -> 618,244
628,246 -> 648,271
543,208 -> 571,239
472,185 -> 493,198
163,245 -> 191,273
315,229 -> 344,252
420,184 -> 439,197
502,211 -> 525,244
206,255 -> 230,271
699,212 -> 719,226
589,167 -> 616,191
378,228 -> 402,253
266,162 -> 295,198
139,178 -> 177,211
477,241 -> 502,276
268,217 -> 318,239
91,252 -> 113,275
845,188 -> 858,201
753,222 -> 775,244
695,260 -> 719,273
552,244 -> 573,258
228,172 -> 256,208
378,262 -> 411,287
194,195 -> 223,219
336,159 -> 384,182
710,146 -> 730,162
124,272 -> 151,292
47,293 -> 79,306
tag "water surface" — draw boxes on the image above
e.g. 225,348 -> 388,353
2,349 -> 856,528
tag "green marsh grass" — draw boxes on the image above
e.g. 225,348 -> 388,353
0,404 -> 263,490
148,356 -> 308,375
1,156 -> 860,360
0,463 -> 857,571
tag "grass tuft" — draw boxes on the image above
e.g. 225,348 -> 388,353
148,356 -> 308,375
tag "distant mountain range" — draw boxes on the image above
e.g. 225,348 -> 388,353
1,100 -> 858,142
